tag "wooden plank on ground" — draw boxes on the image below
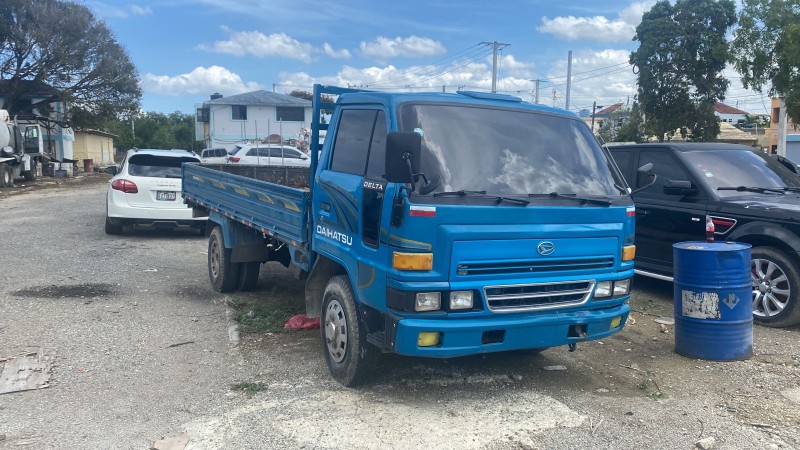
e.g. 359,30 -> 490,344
0,351 -> 53,394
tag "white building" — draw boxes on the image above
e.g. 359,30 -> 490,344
714,102 -> 748,124
195,91 -> 312,150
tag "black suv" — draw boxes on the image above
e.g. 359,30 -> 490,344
607,143 -> 800,327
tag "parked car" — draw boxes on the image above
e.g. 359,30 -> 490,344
226,144 -> 310,167
105,148 -> 206,235
199,147 -> 229,164
607,142 -> 800,327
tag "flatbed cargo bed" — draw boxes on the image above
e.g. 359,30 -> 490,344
182,163 -> 310,247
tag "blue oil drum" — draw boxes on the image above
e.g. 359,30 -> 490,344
673,241 -> 752,361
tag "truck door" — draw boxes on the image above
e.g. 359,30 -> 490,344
313,107 -> 391,309
632,148 -> 707,273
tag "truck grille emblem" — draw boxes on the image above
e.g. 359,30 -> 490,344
537,241 -> 555,256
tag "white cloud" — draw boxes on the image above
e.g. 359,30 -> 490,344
501,55 -> 535,78
130,4 -> 152,16
203,30 -> 315,62
323,43 -> 351,60
142,66 -> 262,96
359,36 -> 446,60
538,1 -> 656,42
275,54 -> 535,99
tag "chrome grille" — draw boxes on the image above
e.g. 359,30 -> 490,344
484,280 -> 595,312
457,258 -> 613,276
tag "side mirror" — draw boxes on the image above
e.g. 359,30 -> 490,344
385,132 -> 421,183
630,163 -> 657,195
663,179 -> 697,196
104,166 -> 118,175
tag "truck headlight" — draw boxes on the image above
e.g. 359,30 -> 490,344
613,279 -> 631,296
594,281 -> 613,298
449,291 -> 473,310
415,292 -> 441,311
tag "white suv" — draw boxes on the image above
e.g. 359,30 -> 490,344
226,144 -> 310,167
199,147 -> 229,164
105,149 -> 206,235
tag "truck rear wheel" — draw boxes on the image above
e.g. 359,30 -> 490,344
1,164 -> 13,187
321,275 -> 377,386
208,226 -> 239,292
237,262 -> 261,291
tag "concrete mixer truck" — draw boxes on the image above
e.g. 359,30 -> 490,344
0,109 -> 43,187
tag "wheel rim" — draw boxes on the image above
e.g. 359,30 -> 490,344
210,237 -> 221,280
324,299 -> 347,363
752,258 -> 791,318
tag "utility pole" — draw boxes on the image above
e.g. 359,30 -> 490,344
531,79 -> 541,104
272,83 -> 276,93
565,51 -> 573,111
481,41 -> 510,93
591,101 -> 603,133
778,97 -> 788,157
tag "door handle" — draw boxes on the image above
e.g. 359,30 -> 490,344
321,203 -> 331,211
637,210 -> 649,215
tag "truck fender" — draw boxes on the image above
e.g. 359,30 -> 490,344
729,221 -> 800,255
207,211 -> 268,263
304,255 -> 347,318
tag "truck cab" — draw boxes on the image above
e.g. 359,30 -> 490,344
307,86 -> 635,384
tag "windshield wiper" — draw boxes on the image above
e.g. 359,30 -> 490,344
432,190 -> 487,197
717,186 -> 786,194
528,192 -> 613,206
493,196 -> 530,206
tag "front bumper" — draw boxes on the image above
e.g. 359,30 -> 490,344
392,302 -> 629,357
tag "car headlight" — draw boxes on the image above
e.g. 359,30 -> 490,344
449,291 -> 473,310
595,281 -> 613,298
415,292 -> 441,312
613,279 -> 631,296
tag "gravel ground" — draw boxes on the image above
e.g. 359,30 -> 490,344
1,177 -> 799,449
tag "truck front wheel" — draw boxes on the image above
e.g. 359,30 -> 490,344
208,226 -> 239,292
23,161 -> 37,181
321,275 -> 377,386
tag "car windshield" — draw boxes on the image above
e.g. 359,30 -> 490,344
682,150 -> 800,197
398,103 -> 623,196
128,154 -> 199,178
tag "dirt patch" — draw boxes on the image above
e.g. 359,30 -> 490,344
0,173 -> 111,198
14,283 -> 117,299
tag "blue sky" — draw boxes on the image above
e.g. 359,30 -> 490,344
87,0 -> 769,116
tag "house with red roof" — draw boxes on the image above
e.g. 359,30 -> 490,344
713,102 -> 748,124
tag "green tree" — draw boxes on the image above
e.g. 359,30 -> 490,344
732,0 -> 800,124
630,0 -> 736,142
0,0 -> 141,127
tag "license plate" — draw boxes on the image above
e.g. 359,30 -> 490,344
156,191 -> 176,201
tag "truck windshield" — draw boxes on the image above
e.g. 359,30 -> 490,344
398,103 -> 622,196
682,150 -> 800,197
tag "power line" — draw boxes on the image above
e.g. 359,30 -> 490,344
371,44 -> 491,87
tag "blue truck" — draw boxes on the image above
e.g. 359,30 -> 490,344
182,85 -> 639,386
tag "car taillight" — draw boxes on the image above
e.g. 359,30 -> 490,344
111,179 -> 138,193
228,157 -> 240,163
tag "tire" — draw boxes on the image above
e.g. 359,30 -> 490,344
23,160 -> 36,181
751,246 -> 800,327
321,275 -> 377,387
1,164 -> 13,187
104,217 -> 123,235
208,226 -> 239,292
237,262 -> 261,291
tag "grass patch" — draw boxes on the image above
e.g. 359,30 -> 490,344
227,295 -> 302,333
231,382 -> 268,397
638,373 -> 666,399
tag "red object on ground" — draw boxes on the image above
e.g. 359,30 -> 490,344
284,314 -> 320,330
